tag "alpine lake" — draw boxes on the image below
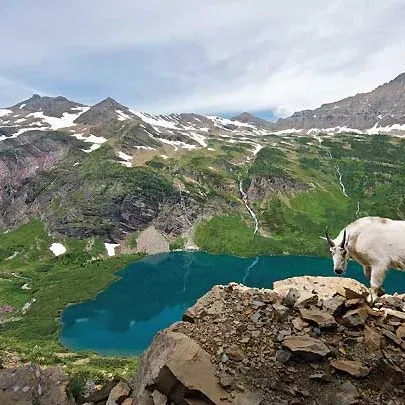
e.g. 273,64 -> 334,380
60,252 -> 404,356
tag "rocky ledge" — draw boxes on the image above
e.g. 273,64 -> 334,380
3,276 -> 405,405
132,276 -> 405,405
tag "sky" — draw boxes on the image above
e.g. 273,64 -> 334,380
0,0 -> 404,117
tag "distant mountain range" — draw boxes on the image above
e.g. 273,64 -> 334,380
272,72 -> 405,134
1,72 -> 404,146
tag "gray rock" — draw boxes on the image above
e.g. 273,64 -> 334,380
276,349 -> 292,363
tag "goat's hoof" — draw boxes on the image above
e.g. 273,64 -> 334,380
366,291 -> 377,307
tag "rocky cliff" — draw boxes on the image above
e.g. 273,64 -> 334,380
132,276 -> 405,405
273,72 -> 405,133
3,276 -> 405,404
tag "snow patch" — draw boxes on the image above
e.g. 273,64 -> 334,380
27,107 -> 89,130
207,115 -> 255,129
0,109 -> 12,117
105,243 -> 120,256
134,111 -> 179,129
252,143 -> 263,155
19,103 -> 26,109
82,144 -> 101,153
189,132 -> 207,147
116,109 -> 133,121
157,138 -> 197,151
49,243 -> 66,256
72,133 -> 107,144
118,151 -> 132,161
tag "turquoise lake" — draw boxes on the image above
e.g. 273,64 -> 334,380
60,252 -> 403,356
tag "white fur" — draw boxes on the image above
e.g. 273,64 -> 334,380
328,216 -> 405,303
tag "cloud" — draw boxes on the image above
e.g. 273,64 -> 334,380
0,0 -> 404,114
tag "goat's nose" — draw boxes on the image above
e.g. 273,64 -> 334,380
334,268 -> 343,275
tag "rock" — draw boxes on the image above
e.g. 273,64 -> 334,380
309,373 -> 335,383
363,325 -> 382,352
151,390 -> 167,405
381,295 -> 403,308
219,375 -> 234,388
251,300 -> 266,309
250,311 -> 261,323
396,323 -> 405,340
323,295 -> 346,316
122,399 -> 135,405
131,331 -> 261,405
276,349 -> 292,363
294,293 -> 318,308
87,377 -> 121,404
342,306 -> 368,327
384,308 -> 405,321
282,288 -> 299,308
299,308 -> 336,329
274,276 -> 367,301
339,286 -> 367,300
292,317 -> 308,331
226,346 -> 245,362
330,360 -> 370,377
0,365 -> 75,405
330,381 -> 359,405
345,298 -> 365,307
106,380 -> 131,405
383,329 -> 403,346
282,335 -> 330,360
272,303 -> 289,321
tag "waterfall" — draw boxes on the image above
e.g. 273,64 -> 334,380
176,186 -> 192,227
335,164 -> 348,197
327,150 -> 348,198
243,256 -> 259,284
355,201 -> 360,218
239,179 -> 259,234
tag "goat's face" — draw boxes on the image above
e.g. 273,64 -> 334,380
329,246 -> 349,275
325,228 -> 349,275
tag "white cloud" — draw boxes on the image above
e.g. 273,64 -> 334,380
0,0 -> 404,114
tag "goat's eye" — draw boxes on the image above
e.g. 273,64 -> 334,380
342,250 -> 347,256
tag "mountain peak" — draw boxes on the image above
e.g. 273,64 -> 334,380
74,97 -> 134,125
10,94 -> 85,118
231,112 -> 274,129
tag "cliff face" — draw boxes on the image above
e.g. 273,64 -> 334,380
274,72 -> 405,132
131,276 -> 405,405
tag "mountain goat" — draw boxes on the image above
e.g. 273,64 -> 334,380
324,216 -> 405,304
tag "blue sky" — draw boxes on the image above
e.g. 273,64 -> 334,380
0,0 -> 404,117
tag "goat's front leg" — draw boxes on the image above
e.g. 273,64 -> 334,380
363,265 -> 371,281
367,266 -> 387,305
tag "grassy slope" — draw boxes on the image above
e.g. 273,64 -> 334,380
0,220 -> 143,384
195,134 -> 405,257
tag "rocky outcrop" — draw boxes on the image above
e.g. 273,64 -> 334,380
0,364 -> 75,405
247,174 -> 308,201
131,276 -> 405,404
273,72 -> 405,133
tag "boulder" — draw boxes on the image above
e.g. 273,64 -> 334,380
0,365 -> 75,405
330,360 -> 370,377
282,335 -> 330,360
342,306 -> 368,327
131,331 -> 261,405
384,308 -> 405,321
106,380 -> 131,405
274,276 -> 367,301
299,308 -> 336,329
